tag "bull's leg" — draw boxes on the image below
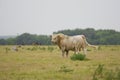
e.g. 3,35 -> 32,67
66,50 -> 69,57
79,48 -> 82,52
74,47 -> 79,54
61,47 -> 66,57
76,48 -> 80,54
62,50 -> 65,57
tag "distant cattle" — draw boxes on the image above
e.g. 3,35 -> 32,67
12,46 -> 18,51
51,33 -> 98,57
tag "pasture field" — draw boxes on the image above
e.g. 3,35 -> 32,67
0,45 -> 120,80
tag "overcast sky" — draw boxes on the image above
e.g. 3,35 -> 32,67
0,0 -> 120,35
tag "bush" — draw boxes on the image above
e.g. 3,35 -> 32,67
39,47 -> 46,50
92,64 -> 120,80
92,64 -> 104,80
70,53 -> 86,61
105,68 -> 120,80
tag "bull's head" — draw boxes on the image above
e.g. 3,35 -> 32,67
51,33 -> 65,44
51,34 -> 59,44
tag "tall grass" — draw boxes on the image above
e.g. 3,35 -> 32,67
92,64 -> 120,80
0,45 -> 120,80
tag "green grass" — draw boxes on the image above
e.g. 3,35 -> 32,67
0,45 -> 120,80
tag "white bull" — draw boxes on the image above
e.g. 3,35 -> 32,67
51,33 -> 98,57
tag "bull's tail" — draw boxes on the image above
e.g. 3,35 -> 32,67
81,35 -> 98,49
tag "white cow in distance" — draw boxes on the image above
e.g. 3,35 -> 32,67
51,33 -> 98,57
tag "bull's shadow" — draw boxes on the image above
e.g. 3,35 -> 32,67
70,58 -> 91,61
84,58 -> 91,61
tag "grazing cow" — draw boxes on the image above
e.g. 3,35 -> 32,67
51,33 -> 98,57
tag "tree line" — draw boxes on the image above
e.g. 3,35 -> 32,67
0,28 -> 120,45
0,33 -> 51,45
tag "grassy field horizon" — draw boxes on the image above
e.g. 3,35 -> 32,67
0,45 -> 120,80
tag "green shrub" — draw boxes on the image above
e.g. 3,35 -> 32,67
92,64 -> 120,80
5,47 -> 10,53
31,47 -> 37,51
39,47 -> 46,51
70,53 -> 86,61
105,68 -> 120,80
92,64 -> 104,80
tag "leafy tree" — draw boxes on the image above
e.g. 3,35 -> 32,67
15,33 -> 51,45
0,28 -> 120,45
6,38 -> 16,45
16,33 -> 34,45
54,28 -> 120,45
0,39 -> 7,45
